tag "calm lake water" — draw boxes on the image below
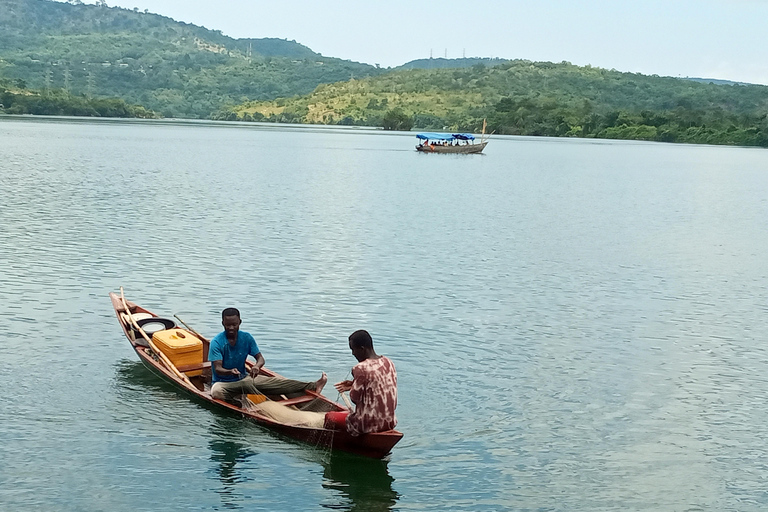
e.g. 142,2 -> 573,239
2,116 -> 768,511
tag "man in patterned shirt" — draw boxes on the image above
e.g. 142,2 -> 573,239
326,330 -> 397,435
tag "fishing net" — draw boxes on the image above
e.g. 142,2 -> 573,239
245,399 -> 326,428
297,398 -> 336,413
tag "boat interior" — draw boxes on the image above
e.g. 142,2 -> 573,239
117,301 -> 335,414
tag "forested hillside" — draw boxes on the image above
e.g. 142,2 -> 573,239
0,76 -> 157,117
228,60 -> 768,147
2,0 -> 767,147
0,0 -> 382,118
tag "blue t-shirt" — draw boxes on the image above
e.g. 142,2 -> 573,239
208,330 -> 261,383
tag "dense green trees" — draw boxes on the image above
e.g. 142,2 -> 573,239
2,0 -> 767,148
0,0 -> 383,118
486,89 -> 768,147
230,60 -> 768,147
0,78 -> 156,117
381,108 -> 413,130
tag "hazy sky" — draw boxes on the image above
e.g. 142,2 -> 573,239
76,0 -> 768,85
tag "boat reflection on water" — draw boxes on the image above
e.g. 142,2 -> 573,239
205,414 -> 399,511
205,430 -> 399,511
208,437 -> 257,507
321,452 -> 399,512
114,362 -> 399,510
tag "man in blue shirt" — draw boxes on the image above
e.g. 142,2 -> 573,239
209,307 -> 327,402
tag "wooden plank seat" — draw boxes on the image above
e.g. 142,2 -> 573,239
176,361 -> 211,373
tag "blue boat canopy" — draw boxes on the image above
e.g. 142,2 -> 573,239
416,132 -> 476,141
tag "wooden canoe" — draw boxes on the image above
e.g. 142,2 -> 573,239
108,291 -> 403,459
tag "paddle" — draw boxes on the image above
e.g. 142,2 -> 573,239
173,314 -> 209,342
119,287 -> 192,385
174,314 -> 212,365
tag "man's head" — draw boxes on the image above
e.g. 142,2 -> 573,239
348,329 -> 373,362
222,307 -> 241,341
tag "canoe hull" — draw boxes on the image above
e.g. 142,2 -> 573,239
416,141 -> 488,154
109,292 -> 403,458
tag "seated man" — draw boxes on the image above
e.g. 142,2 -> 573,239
209,307 -> 326,402
325,329 -> 397,435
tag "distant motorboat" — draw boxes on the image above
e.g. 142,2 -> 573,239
416,134 -> 488,153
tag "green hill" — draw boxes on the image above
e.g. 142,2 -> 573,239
0,76 -> 157,117
2,0 -> 767,147
0,0 -> 383,118
227,60 -> 768,147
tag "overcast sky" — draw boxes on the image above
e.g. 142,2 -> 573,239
75,0 -> 768,85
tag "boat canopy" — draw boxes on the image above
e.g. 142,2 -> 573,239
416,132 -> 476,141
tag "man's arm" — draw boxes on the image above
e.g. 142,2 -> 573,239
348,366 -> 366,404
249,352 -> 265,377
334,380 -> 353,393
212,359 -> 240,378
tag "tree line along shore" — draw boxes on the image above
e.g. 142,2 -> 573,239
216,61 -> 768,148
2,0 -> 767,147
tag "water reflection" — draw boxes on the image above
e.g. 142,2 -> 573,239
321,453 -> 398,512
112,359 -> 187,407
113,360 -> 399,511
208,436 -> 256,509
205,416 -> 400,511
206,416 -> 400,512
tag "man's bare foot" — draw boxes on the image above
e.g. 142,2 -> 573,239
315,372 -> 327,394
